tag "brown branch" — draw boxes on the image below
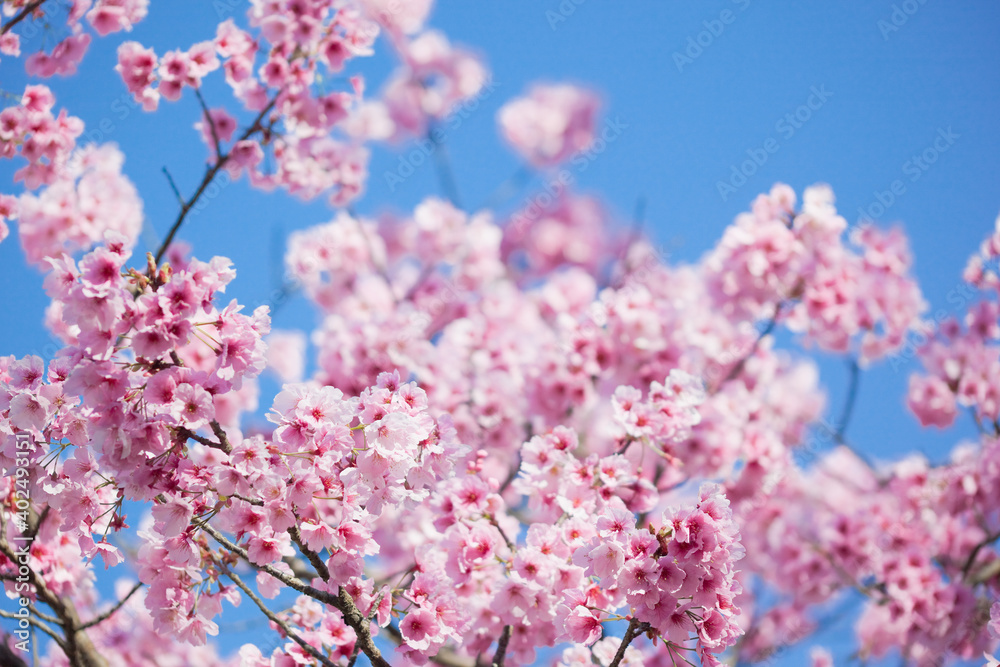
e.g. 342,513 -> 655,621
26,602 -> 61,625
171,417 -> 231,454
218,562 -> 338,667
174,426 -> 223,451
0,541 -> 106,667
963,531 -> 1000,581
25,505 -> 49,541
199,522 -> 392,667
971,558 -> 1000,586
79,582 -> 143,630
486,516 -> 514,552
1,0 -> 47,36
608,617 -> 651,667
288,525 -> 330,581
153,93 -> 280,265
0,609 -> 64,649
209,420 -> 232,453
490,625 -> 511,667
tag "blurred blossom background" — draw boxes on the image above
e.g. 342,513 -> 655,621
1,1 -> 998,664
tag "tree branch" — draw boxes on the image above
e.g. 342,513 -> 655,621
0,609 -> 65,649
194,88 -> 223,159
199,522 -> 392,667
428,123 -> 463,209
608,617 -> 651,667
0,540 -> 106,667
153,93 -> 280,265
209,420 -> 232,453
79,582 -> 143,630
834,357 -> 860,442
288,525 -> 330,581
962,530 -> 1000,581
219,562 -> 338,667
490,625 -> 511,667
1,0 -> 47,35
716,303 -> 784,392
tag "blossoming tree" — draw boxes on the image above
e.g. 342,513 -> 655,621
0,1 -> 998,666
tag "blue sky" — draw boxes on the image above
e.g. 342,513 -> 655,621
1,1 -> 998,664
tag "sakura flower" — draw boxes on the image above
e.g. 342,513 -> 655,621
174,383 -> 215,429
562,605 -> 602,646
498,84 -> 601,168
152,498 -> 194,537
399,607 -> 440,652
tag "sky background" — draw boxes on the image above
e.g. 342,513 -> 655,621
1,1 -> 999,665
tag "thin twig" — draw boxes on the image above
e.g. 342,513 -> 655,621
209,420 -> 232,453
717,304 -> 784,391
26,602 -> 60,625
174,425 -> 229,453
835,357 -> 860,442
200,522 -> 392,667
153,93 -> 280,265
79,582 -> 143,630
0,609 -> 65,649
219,562 -> 338,667
486,516 -> 514,552
162,167 -> 185,206
612,195 -> 647,288
428,124 -> 463,209
497,453 -> 522,494
1,0 -> 47,36
961,530 -> 1000,581
194,88 -> 223,159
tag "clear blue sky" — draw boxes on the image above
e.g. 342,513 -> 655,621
1,1 -> 998,664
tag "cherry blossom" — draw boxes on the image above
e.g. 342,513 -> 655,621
0,2 -> 997,666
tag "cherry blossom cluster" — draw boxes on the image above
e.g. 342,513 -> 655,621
497,84 -> 601,169
1,0 -> 998,665
0,0 -> 148,76
0,84 -> 84,189
703,183 -> 926,363
0,84 -> 143,267
568,485 -> 744,666
908,223 -> 1000,429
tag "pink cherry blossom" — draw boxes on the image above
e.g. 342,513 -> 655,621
498,83 -> 601,168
